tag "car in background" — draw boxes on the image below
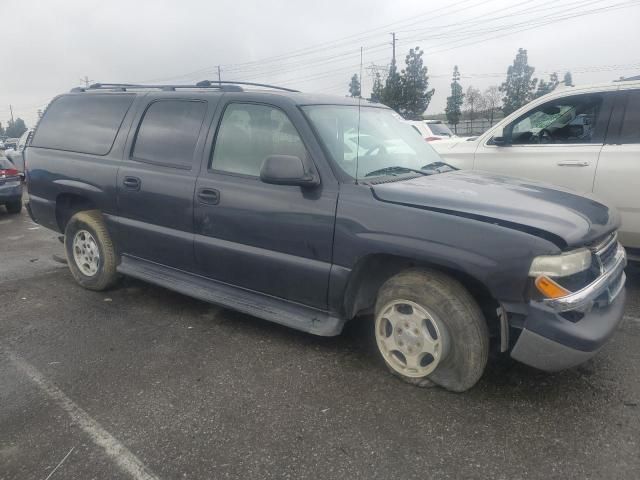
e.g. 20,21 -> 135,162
5,129 -> 33,175
3,138 -> 18,150
0,157 -> 23,214
407,120 -> 456,142
432,80 -> 640,260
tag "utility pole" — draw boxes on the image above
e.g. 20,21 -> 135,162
217,66 -> 222,87
80,76 -> 93,88
390,32 -> 396,64
9,104 -> 14,123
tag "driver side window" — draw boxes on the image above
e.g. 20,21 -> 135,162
509,94 -> 604,145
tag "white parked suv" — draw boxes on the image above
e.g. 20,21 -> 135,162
432,80 -> 640,259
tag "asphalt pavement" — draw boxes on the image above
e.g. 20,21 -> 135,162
1,205 -> 639,480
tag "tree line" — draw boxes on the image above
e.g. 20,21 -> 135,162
347,47 -> 573,130
0,118 -> 28,138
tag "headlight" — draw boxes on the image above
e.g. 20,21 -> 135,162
529,248 -> 592,300
529,248 -> 592,278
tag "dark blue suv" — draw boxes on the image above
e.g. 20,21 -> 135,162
25,82 -> 627,391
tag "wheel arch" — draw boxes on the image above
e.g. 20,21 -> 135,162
342,253 -> 501,343
55,192 -> 98,232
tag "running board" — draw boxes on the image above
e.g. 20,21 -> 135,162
117,255 -> 344,336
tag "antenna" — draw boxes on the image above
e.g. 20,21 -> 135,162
355,46 -> 364,184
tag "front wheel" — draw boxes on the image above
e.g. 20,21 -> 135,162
374,268 -> 489,392
64,210 -> 118,291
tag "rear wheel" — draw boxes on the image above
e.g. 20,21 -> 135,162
374,268 -> 489,392
6,199 -> 22,214
64,210 -> 118,290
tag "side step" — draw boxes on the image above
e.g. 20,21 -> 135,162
117,255 -> 344,336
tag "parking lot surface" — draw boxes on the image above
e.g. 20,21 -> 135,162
1,206 -> 639,480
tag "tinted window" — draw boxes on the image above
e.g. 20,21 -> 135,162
132,100 -> 207,169
31,94 -> 134,155
620,91 -> 640,144
509,94 -> 603,145
211,103 -> 307,176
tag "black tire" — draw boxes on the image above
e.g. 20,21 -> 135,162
374,268 -> 489,392
6,199 -> 22,214
64,210 -> 118,291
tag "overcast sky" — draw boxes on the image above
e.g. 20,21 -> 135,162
2,0 -> 639,128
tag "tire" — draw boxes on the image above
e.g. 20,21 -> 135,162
64,210 -> 118,291
374,268 -> 489,393
6,199 -> 22,214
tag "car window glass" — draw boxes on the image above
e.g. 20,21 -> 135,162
132,100 -> 207,169
31,94 -> 134,155
211,103 -> 307,176
0,158 -> 15,169
427,123 -> 453,136
509,95 -> 603,145
620,91 -> 640,144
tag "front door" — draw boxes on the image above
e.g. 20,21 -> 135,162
193,101 -> 338,309
474,92 -> 614,194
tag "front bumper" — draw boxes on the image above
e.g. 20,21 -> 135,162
511,239 -> 627,372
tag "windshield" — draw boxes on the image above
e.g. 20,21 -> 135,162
303,105 -> 443,179
427,122 -> 453,136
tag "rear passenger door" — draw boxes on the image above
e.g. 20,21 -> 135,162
116,94 -> 213,271
193,99 -> 339,310
593,89 -> 640,250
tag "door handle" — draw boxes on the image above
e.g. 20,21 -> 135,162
197,188 -> 220,205
123,176 -> 141,190
557,161 -> 590,167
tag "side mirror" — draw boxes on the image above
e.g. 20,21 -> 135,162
490,127 -> 508,146
260,155 -> 319,187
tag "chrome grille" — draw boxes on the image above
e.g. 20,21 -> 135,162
592,233 -> 618,271
590,233 -> 626,305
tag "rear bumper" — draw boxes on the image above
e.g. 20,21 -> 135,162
0,183 -> 23,203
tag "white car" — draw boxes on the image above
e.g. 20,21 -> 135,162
432,80 -> 640,259
407,120 -> 456,141
5,129 -> 32,174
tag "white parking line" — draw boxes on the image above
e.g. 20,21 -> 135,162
624,315 -> 640,323
8,352 -> 160,480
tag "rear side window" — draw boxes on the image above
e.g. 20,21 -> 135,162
619,91 -> 640,144
31,94 -> 134,155
132,100 -> 207,169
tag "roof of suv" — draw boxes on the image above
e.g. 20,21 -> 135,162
72,82 -> 387,108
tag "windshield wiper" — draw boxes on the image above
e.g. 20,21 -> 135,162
364,166 -> 429,177
420,161 -> 458,173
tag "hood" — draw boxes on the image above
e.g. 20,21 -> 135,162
371,170 -> 619,248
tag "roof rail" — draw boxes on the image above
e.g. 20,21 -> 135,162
196,80 -> 299,92
73,81 -> 299,93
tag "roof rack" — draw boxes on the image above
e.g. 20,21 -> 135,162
70,81 -> 299,93
196,80 -> 299,92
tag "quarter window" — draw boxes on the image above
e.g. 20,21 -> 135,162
211,103 -> 307,176
619,91 -> 640,144
31,94 -> 134,155
132,100 -> 207,169
509,95 -> 604,145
